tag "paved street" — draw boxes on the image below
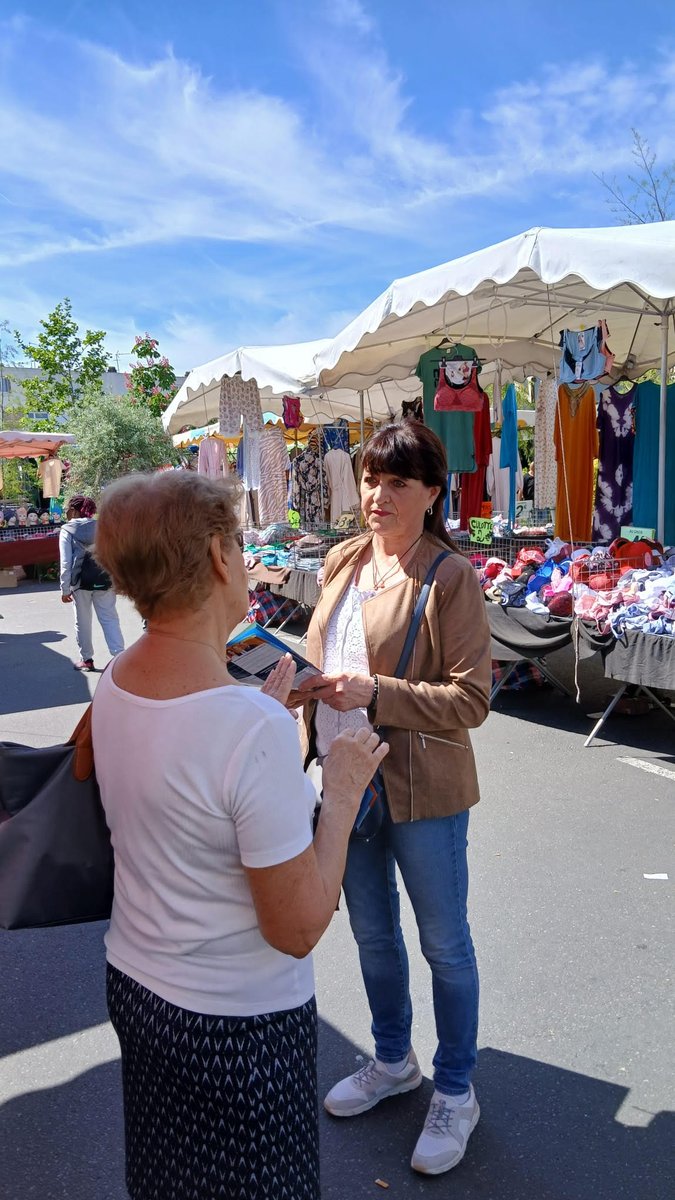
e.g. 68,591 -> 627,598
1,581 -> 673,1199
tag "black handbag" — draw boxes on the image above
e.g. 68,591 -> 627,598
351,550 -> 451,841
0,706 -> 114,930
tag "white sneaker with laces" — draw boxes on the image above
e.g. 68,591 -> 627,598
411,1085 -> 480,1175
324,1050 -> 422,1117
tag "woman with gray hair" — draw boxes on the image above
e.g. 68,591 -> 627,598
92,470 -> 387,1200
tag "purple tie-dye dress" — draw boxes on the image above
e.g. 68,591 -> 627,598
592,385 -> 636,543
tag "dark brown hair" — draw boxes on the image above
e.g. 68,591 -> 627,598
361,421 -> 458,550
68,495 -> 97,518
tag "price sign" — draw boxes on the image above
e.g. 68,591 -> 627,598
480,501 -> 493,518
469,517 -> 493,544
620,525 -> 655,541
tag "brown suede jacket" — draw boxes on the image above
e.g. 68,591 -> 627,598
301,532 -> 491,822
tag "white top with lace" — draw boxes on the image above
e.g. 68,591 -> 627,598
315,582 -> 375,757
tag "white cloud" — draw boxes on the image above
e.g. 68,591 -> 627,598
2,15 -> 675,276
326,0 -> 374,36
3,12 -> 675,371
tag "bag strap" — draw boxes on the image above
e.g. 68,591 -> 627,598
68,704 -> 95,781
393,551 -> 451,679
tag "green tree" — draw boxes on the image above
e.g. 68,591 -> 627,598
125,333 -> 178,418
14,298 -> 109,430
596,129 -> 675,224
66,388 -> 177,498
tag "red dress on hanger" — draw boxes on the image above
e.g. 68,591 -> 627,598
459,390 -> 492,528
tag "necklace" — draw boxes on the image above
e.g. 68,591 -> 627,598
371,533 -> 423,590
145,627 -> 228,664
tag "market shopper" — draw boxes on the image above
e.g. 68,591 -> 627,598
59,494 -> 124,670
298,421 -> 492,1177
92,470 -> 387,1200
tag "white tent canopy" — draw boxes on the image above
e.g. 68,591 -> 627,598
162,340 -> 328,433
162,339 -> 431,434
162,337 -> 530,436
315,222 -> 675,540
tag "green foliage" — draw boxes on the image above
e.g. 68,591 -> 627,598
66,388 -> 178,498
0,457 -> 36,503
125,333 -> 178,418
14,298 -> 109,430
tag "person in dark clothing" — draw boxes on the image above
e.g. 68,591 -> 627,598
522,462 -> 535,501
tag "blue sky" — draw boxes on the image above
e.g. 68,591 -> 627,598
2,0 -> 675,374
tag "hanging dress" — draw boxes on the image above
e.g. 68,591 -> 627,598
553,383 -> 599,542
534,377 -> 558,510
258,428 -> 290,525
498,383 -> 520,528
459,388 -> 492,527
592,385 -> 636,542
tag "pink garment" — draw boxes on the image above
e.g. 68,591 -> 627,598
197,437 -> 227,479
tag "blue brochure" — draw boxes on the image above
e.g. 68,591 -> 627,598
226,624 -> 321,689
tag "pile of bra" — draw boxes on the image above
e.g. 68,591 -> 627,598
574,565 -> 675,636
476,536 -> 675,632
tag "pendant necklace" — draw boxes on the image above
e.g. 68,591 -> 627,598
145,626 -> 228,664
371,533 -> 423,590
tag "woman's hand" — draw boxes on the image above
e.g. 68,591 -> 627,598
261,654 -> 297,709
322,728 -> 389,809
296,672 -> 375,712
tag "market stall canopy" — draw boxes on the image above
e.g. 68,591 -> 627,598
163,340 -> 329,433
0,431 -> 76,459
163,340 -> 520,435
315,222 -> 675,390
162,338 -> 433,433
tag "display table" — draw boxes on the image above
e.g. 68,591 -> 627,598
582,630 -> 675,746
247,564 -> 320,632
248,565 -> 320,609
0,532 -> 59,570
486,603 -> 576,702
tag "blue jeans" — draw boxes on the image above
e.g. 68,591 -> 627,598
342,808 -> 478,1096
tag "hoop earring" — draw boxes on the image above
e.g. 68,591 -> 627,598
427,506 -> 433,515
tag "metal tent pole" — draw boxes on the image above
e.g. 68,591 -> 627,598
359,390 -> 365,448
657,308 -> 670,544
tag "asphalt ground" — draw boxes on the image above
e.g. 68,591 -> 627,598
0,580 -> 673,1199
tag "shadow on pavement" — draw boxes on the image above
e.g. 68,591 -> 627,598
0,922 -> 110,1058
318,1031 -> 673,1199
491,683 -> 675,756
1,1025 -> 671,1200
0,627 -> 90,715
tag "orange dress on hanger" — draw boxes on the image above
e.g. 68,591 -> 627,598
553,383 -> 599,542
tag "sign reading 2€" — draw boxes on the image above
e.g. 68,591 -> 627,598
469,517 -> 493,544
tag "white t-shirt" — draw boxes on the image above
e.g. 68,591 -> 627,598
92,672 -> 316,1016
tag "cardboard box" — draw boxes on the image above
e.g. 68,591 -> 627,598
0,568 -> 18,589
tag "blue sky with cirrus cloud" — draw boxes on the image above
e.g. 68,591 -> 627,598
2,0 -> 675,374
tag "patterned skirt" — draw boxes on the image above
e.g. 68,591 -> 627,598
107,965 -> 320,1200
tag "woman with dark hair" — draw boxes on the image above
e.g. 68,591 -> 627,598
59,494 -> 125,671
298,421 -> 491,1177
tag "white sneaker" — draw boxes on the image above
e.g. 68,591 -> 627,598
411,1085 -> 480,1175
324,1050 -> 423,1117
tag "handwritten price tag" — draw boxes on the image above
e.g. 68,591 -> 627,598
469,517 -> 493,544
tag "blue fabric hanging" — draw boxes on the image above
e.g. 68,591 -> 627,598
499,384 -> 519,527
